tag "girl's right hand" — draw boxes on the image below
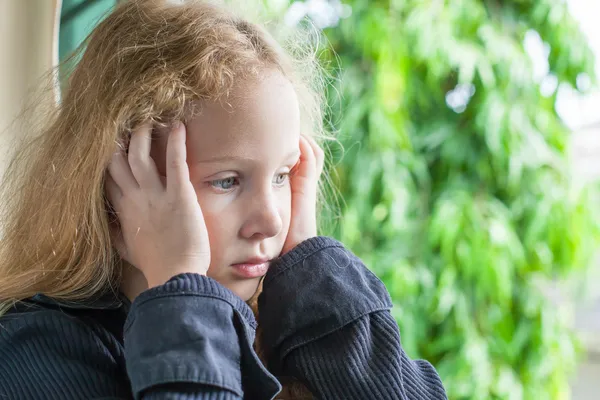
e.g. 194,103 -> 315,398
105,122 -> 210,288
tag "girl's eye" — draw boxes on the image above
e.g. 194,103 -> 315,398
211,177 -> 238,191
274,173 -> 289,186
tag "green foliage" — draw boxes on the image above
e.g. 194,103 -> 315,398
314,0 -> 597,399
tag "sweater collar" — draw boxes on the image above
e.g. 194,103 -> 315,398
30,291 -> 127,310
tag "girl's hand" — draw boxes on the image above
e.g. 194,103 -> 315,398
105,122 -> 210,288
281,135 -> 324,255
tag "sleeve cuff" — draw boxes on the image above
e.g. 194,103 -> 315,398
126,273 -> 256,330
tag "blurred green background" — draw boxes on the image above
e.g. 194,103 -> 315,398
315,1 -> 598,399
60,1 -> 599,399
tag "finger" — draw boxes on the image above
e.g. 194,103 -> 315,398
128,122 -> 163,191
303,135 -> 325,177
104,172 -> 123,211
108,151 -> 138,192
166,122 -> 191,195
294,135 -> 317,179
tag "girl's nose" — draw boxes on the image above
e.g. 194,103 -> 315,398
239,191 -> 283,240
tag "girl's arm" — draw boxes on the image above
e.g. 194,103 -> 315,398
125,273 -> 281,399
258,236 -> 448,400
0,274 -> 281,400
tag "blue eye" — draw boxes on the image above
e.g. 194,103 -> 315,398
274,173 -> 289,186
211,177 -> 238,191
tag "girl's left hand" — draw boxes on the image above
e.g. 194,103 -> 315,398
281,135 -> 324,255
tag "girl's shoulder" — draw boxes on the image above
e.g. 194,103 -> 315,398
2,292 -> 127,333
0,294 -> 127,364
0,297 -> 131,399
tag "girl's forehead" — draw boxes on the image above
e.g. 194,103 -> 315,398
185,72 -> 301,163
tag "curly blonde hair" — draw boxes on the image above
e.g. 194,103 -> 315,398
0,0 -> 332,397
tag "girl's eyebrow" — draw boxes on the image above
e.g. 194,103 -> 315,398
198,149 -> 300,164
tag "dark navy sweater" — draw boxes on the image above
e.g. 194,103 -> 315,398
0,237 -> 447,399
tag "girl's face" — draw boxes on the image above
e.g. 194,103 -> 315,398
152,70 -> 301,300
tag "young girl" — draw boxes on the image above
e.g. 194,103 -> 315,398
0,1 -> 447,399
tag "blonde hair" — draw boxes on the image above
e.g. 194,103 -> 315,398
0,0 -> 333,396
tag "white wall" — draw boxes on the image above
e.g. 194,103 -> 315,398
0,0 -> 60,172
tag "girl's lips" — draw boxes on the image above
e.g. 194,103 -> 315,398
230,262 -> 270,278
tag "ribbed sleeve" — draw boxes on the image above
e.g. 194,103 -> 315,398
285,311 -> 447,400
258,236 -> 448,400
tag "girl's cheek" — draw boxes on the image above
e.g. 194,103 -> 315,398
195,186 -> 239,219
278,188 -> 292,228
